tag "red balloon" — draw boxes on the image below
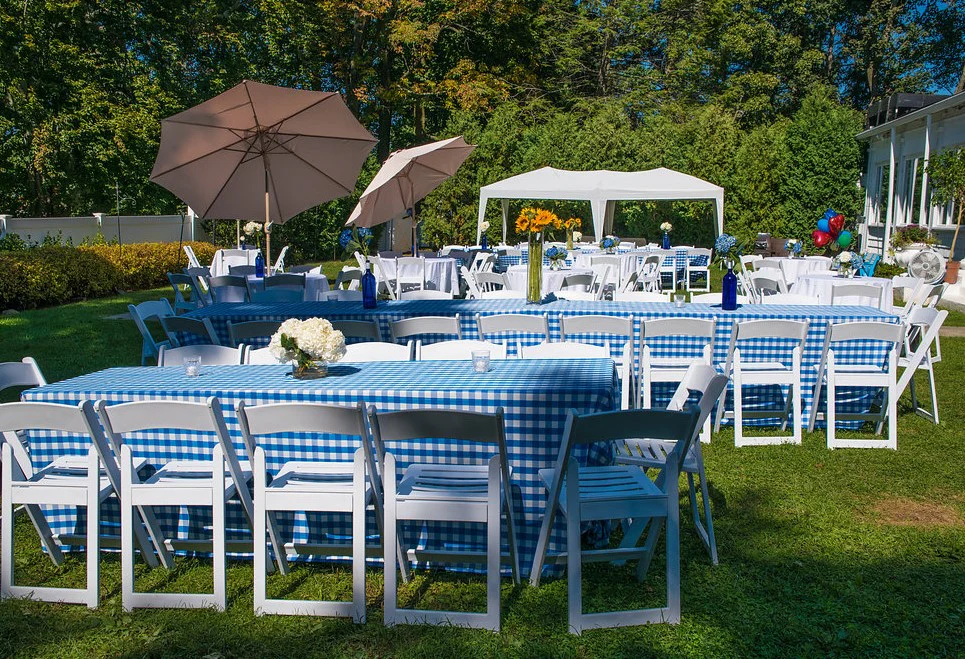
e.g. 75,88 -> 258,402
812,229 -> 831,247
828,214 -> 845,237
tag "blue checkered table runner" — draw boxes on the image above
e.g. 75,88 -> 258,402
23,359 -> 617,577
186,300 -> 898,426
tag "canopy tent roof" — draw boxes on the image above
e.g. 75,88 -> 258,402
476,166 -> 724,241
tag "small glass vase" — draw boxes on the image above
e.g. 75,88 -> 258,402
549,259 -> 562,271
662,232 -> 671,249
292,360 -> 328,380
721,260 -> 739,310
527,234 -> 543,304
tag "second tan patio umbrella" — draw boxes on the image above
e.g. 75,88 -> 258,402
151,80 -> 377,266
346,136 -> 475,253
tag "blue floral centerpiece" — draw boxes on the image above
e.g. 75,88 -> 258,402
600,235 -> 620,254
714,233 -> 743,310
835,251 -> 863,277
785,239 -> 803,257
660,222 -> 673,249
546,245 -> 568,270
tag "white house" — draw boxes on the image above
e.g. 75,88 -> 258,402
857,91 -> 965,283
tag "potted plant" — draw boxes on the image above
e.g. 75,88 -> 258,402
890,224 -> 938,268
927,148 -> 965,284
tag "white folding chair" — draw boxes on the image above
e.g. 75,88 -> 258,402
639,318 -> 715,443
167,272 -> 201,314
739,254 -> 761,271
335,267 -> 363,291
684,248 -> 712,292
529,407 -> 702,633
755,258 -> 783,272
239,401 -> 378,621
897,307 -> 947,424
892,276 -> 924,318
476,313 -> 549,356
470,252 -> 495,272
370,407 -> 519,631
612,291 -> 671,302
400,289 -> 454,300
395,257 -> 427,296
371,256 -> 398,300
227,320 -> 282,348
332,319 -> 382,341
208,275 -> 251,303
241,345 -> 287,365
418,340 -> 507,361
185,267 -> 214,305
615,364 -> 729,564
655,249 -> 678,290
560,315 -> 634,408
760,293 -> 820,305
808,322 -> 904,449
160,315 -> 221,347
1,401 -> 159,608
129,299 -> 175,365
183,244 -> 203,270
461,266 -> 482,299
390,315 -> 462,342
560,273 -> 594,292
102,397 -> 283,611
270,245 -> 290,274
473,271 -> 508,293
714,320 -> 808,446
637,254 -> 662,292
747,271 -> 787,298
343,342 -> 414,362
157,344 -> 243,366
830,283 -> 884,308
263,273 -> 306,293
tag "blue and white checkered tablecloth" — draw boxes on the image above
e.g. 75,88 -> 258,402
185,300 -> 899,425
22,359 -> 617,577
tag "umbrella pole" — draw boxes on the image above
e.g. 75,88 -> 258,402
264,171 -> 271,270
236,220 -> 240,248
411,206 -> 417,256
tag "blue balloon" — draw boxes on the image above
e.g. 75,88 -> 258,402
817,218 -> 830,233
823,208 -> 836,221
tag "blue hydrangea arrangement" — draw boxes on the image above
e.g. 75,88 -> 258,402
600,235 -> 620,250
785,239 -> 803,255
545,246 -> 568,262
339,226 -> 374,256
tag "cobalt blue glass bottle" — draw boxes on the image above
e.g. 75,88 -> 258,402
254,252 -> 265,278
481,234 -> 488,250
361,263 -> 377,309
662,231 -> 671,249
721,261 -> 738,310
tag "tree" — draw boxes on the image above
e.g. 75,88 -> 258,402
927,148 -> 965,262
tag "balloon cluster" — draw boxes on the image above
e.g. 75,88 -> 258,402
812,209 -> 853,251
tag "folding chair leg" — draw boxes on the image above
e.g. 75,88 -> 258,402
486,456 -> 501,631
1,447 -> 14,600
383,454 -> 399,625
825,360 -> 836,448
352,448 -> 367,624
565,458 -> 583,635
253,449 -> 269,616
85,450 -> 100,609
121,447 -> 135,612
697,468 -> 718,565
212,448 -> 227,612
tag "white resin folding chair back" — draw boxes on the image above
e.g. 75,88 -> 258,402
271,245 -> 290,274
400,289 -> 454,300
560,315 -> 634,407
369,407 -> 519,631
807,321 -> 904,449
99,397 -> 279,611
343,342 -> 414,362
892,275 -> 924,317
160,315 -> 221,347
183,244 -> 203,269
390,315 -> 462,342
263,273 -> 306,292
371,256 -> 398,300
748,271 -> 787,298
473,271 -> 507,293
476,313 -> 549,356
0,357 -> 47,393
332,319 -> 381,341
637,254 -> 662,292
237,400 -> 377,621
685,248 -> 712,292
529,407 -> 701,633
461,266 -> 482,298
335,267 -> 363,291
714,319 -> 809,446
229,265 -> 258,277
1,400 -> 159,608
129,299 -> 176,365
395,257 -> 426,296
157,345 -> 243,367
615,364 -> 729,564
417,339 -> 507,361
227,320 -> 282,347
561,273 -> 594,291
167,272 -> 201,314
830,283 -> 884,308
760,293 -> 820,305
209,275 -> 251,303
739,254 -> 761,271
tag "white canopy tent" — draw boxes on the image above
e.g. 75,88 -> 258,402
476,166 -> 724,243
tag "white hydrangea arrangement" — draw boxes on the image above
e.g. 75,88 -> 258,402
660,222 -> 673,233
269,318 -> 346,374
480,220 -> 490,231
572,230 -> 582,242
243,221 -> 262,235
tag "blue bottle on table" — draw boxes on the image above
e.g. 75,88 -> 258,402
662,232 -> 671,249
721,263 -> 739,310
254,252 -> 265,278
481,234 -> 488,251
361,263 -> 377,309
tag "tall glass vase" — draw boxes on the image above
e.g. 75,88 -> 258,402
527,234 -> 543,304
566,229 -> 573,250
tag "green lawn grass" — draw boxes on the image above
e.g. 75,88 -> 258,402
0,277 -> 962,657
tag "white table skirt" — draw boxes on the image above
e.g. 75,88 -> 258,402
211,248 -> 261,277
777,256 -> 833,284
246,273 -> 330,301
378,257 -> 459,293
791,273 -> 893,312
505,265 -> 594,295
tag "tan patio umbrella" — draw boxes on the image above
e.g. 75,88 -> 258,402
151,80 -> 376,265
346,136 -> 475,254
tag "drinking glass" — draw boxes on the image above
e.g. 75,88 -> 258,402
183,357 -> 202,377
471,350 -> 491,373
674,293 -> 687,308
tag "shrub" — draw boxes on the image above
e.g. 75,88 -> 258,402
0,241 -> 217,309
891,224 -> 938,250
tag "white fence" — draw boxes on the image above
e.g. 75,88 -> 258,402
0,212 -> 210,245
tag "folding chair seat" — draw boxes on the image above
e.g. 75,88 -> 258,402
100,397 -> 285,611
714,320 -> 808,446
807,322 -> 904,449
615,364 -> 729,564
238,401 -> 381,621
639,318 -> 715,442
1,401 -> 159,608
530,407 -> 704,633
370,407 -> 519,631
128,299 -> 175,365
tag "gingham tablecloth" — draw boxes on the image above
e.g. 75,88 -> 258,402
186,300 -> 899,425
22,359 -> 617,577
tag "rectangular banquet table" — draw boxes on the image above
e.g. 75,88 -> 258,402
22,359 -> 618,577
185,299 -> 899,425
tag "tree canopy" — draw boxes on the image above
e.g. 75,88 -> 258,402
1,1 -> 962,257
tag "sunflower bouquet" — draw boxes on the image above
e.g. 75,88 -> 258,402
563,217 -> 582,249
516,207 -> 560,303
516,207 -> 561,236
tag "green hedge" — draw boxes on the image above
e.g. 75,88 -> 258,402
0,241 -> 217,310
